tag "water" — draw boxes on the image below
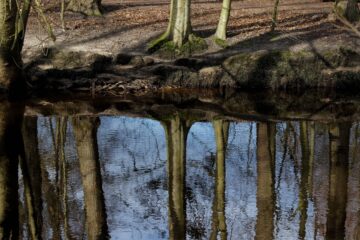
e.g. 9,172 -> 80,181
1,91 -> 360,239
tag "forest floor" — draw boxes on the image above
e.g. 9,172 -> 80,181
23,0 -> 359,60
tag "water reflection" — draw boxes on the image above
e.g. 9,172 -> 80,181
2,104 -> 360,239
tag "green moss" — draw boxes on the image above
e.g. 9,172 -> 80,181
154,34 -> 208,58
214,38 -> 228,48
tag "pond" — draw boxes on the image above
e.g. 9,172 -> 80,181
1,90 -> 360,239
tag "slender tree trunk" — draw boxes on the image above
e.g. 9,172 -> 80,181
210,120 -> 229,240
22,117 -> 43,240
345,0 -> 360,22
163,115 -> 191,240
72,117 -> 108,240
66,0 -> 102,16
0,103 -> 24,239
271,0 -> 280,31
255,123 -> 276,240
299,122 -> 311,240
215,0 -> 231,41
326,123 -> 350,239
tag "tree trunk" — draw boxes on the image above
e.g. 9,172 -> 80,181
255,123 -> 276,240
148,0 -> 192,50
22,117 -> 43,240
271,0 -> 280,31
210,120 -> 229,240
163,115 -> 191,240
326,123 -> 350,239
215,0 -> 231,41
299,122 -> 310,240
0,103 -> 24,239
0,0 -> 22,89
345,0 -> 360,22
72,117 -> 108,240
66,0 -> 102,16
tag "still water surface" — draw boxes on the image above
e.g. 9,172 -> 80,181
1,93 -> 360,240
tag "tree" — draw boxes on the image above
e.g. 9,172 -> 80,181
66,0 -> 102,16
0,0 -> 31,90
162,114 -> 191,240
326,123 -> 350,239
210,120 -> 229,240
271,0 -> 280,31
72,117 -> 109,240
255,123 -> 276,240
214,0 -> 232,45
0,102 -> 24,239
148,0 -> 193,51
345,0 -> 360,22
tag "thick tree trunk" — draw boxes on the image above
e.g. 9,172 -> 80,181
72,117 -> 108,240
255,123 -> 276,240
326,123 -> 350,239
0,103 -> 24,239
173,0 -> 191,48
215,0 -> 231,41
210,120 -> 229,240
0,0 -> 22,89
66,0 -> 102,16
163,115 -> 190,240
148,0 -> 192,50
345,0 -> 360,22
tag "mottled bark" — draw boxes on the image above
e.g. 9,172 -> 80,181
0,103 -> 24,239
210,120 -> 229,240
163,115 -> 191,240
215,0 -> 231,41
66,0 -> 102,16
72,117 -> 108,240
255,123 -> 276,240
326,123 -> 350,239
345,0 -> 360,22
22,117 -> 43,240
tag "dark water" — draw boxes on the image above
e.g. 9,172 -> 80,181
1,91 -> 360,239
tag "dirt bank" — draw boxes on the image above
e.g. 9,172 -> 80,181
22,0 -> 360,95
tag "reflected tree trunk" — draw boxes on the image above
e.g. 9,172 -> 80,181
255,122 -> 276,240
163,115 -> 191,240
299,122 -> 311,239
210,120 -> 229,240
0,103 -> 24,239
72,117 -> 108,240
326,123 -> 351,239
22,117 -> 43,240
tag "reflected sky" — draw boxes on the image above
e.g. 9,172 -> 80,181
1,111 -> 360,239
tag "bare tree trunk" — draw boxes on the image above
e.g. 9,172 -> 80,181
255,123 -> 276,240
210,120 -> 229,240
271,0 -> 280,31
66,0 -> 102,16
326,123 -> 350,239
22,117 -> 43,240
214,0 -> 231,41
345,0 -> 360,22
163,115 -> 191,240
72,117 -> 108,240
148,0 -> 192,50
0,103 -> 24,239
